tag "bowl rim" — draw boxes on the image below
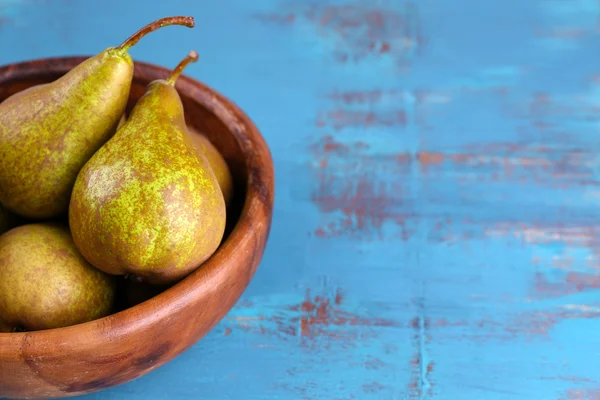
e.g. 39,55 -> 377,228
0,56 -> 274,341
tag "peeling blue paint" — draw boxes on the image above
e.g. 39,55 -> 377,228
2,0 -> 600,399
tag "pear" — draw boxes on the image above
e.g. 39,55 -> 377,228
0,223 -> 116,332
117,113 -> 127,130
187,127 -> 234,207
118,117 -> 234,206
0,16 -> 195,219
69,51 -> 226,285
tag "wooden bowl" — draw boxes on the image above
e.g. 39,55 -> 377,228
0,57 -> 274,399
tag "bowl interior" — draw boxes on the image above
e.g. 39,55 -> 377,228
0,64 -> 248,313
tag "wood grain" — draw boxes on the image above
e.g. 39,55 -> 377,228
0,57 -> 274,399
3,0 -> 600,399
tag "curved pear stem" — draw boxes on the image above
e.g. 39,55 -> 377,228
166,50 -> 199,86
118,16 -> 195,51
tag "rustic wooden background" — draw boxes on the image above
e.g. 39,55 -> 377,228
2,0 -> 599,399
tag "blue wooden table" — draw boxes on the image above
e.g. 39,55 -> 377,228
2,0 -> 600,399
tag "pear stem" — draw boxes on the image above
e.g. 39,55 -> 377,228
118,16 -> 195,51
166,51 -> 199,86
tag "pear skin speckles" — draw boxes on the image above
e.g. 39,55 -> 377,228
0,49 -> 133,219
186,128 -> 234,207
0,223 -> 117,331
69,82 -> 226,284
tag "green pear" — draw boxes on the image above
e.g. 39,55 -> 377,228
69,51 -> 226,285
0,16 -> 195,219
187,127 -> 234,207
0,223 -> 117,332
117,113 -> 127,130
118,117 -> 235,207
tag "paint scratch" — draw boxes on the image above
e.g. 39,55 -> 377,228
310,132 -> 411,239
228,288 -> 399,348
408,313 -> 433,399
255,1 -> 424,68
558,388 -> 600,400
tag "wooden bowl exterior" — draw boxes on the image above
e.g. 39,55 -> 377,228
0,57 -> 274,399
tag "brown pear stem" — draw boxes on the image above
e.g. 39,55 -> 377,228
118,16 -> 195,51
167,50 -> 199,86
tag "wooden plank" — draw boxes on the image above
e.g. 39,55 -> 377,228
2,0 -> 600,398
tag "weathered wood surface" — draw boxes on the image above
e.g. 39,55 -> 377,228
2,0 -> 599,399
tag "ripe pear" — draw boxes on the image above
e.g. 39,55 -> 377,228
0,223 -> 116,332
69,51 -> 226,285
187,127 -> 234,207
118,116 -> 234,206
117,113 -> 127,130
0,16 -> 195,219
